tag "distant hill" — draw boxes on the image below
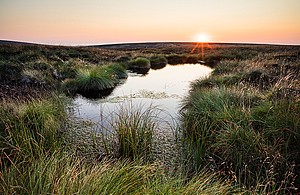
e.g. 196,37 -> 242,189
1,40 -> 292,48
91,42 -> 196,49
90,42 -> 245,49
90,42 -> 280,49
0,40 -> 36,45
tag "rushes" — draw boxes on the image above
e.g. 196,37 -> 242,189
62,63 -> 128,94
0,94 -> 67,163
76,66 -> 116,91
128,58 -> 150,69
99,103 -> 161,160
1,152 -> 239,195
180,49 -> 300,193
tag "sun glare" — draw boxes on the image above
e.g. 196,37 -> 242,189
194,33 -> 210,42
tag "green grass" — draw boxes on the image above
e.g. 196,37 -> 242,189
128,58 -> 151,69
0,94 -> 67,163
166,54 -> 187,65
149,55 -> 168,69
0,96 -> 240,195
76,66 -> 116,91
0,152 -> 240,195
180,47 -> 300,193
98,103 -> 161,160
107,63 -> 128,79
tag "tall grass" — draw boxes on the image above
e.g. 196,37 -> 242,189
98,103 -> 161,160
0,94 -> 67,163
0,98 -> 240,194
76,66 -> 116,91
0,152 -> 240,195
180,49 -> 300,193
128,58 -> 150,69
61,63 -> 128,95
180,86 -> 298,193
149,55 -> 168,69
107,63 -> 128,79
1,42 -> 300,194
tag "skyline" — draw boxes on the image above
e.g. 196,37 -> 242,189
1,0 -> 300,46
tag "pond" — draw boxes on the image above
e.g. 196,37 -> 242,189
72,64 -> 212,128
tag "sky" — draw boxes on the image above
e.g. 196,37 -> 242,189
1,0 -> 300,45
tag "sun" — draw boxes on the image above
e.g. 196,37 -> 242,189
194,33 -> 210,42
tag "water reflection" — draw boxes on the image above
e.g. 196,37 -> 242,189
77,88 -> 114,99
129,67 -> 150,75
72,64 -> 212,127
150,63 -> 167,70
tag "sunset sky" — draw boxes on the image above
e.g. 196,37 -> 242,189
1,0 -> 300,45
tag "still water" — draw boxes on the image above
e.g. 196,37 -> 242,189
73,64 -> 212,125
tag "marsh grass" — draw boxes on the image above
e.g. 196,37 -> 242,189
149,55 -> 168,69
96,103 -> 161,160
0,152 -> 240,195
128,58 -> 150,69
1,43 -> 300,194
166,54 -> 187,65
180,48 -> 300,193
76,66 -> 116,91
0,94 -> 67,163
180,86 -> 299,193
0,98 -> 240,194
62,63 -> 127,94
107,63 -> 128,79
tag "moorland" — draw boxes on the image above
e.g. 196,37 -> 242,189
0,41 -> 299,194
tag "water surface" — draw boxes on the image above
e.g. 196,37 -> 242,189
73,64 -> 212,125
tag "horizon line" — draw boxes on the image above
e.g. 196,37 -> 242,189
1,39 -> 299,47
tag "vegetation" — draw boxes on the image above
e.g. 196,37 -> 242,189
76,66 -> 116,91
1,152 -> 239,194
99,103 -> 160,160
180,48 -> 300,194
0,42 -> 300,194
128,57 -> 151,69
149,55 -> 168,69
0,94 -> 67,164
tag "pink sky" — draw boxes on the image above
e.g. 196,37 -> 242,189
1,0 -> 300,45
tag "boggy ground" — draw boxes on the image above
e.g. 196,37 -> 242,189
0,41 -> 300,194
1,41 -> 296,98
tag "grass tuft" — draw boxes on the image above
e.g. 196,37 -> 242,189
76,66 -> 116,91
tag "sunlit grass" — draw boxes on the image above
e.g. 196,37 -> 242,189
76,66 -> 116,91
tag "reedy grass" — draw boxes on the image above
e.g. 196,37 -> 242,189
180,86 -> 298,193
97,103 -> 161,160
76,66 -> 116,91
107,63 -> 128,79
1,42 -> 300,194
0,94 -> 67,163
166,54 -> 187,65
180,49 -> 300,193
128,58 -> 150,69
61,78 -> 78,94
61,62 -> 128,95
0,152 -> 240,195
149,55 -> 168,67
